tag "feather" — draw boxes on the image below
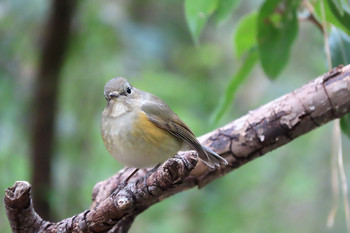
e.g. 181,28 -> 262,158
141,97 -> 227,167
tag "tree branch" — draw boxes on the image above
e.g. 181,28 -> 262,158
5,65 -> 350,232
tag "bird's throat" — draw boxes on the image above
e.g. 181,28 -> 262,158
105,101 -> 130,118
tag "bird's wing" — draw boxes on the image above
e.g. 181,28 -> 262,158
141,98 -> 226,167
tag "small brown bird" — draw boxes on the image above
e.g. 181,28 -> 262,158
101,77 -> 227,178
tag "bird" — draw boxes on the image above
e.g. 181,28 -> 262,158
101,77 -> 227,181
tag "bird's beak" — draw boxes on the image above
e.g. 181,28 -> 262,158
104,91 -> 119,102
108,91 -> 119,98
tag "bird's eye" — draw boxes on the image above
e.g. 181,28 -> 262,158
126,86 -> 132,95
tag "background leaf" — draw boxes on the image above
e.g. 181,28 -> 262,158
257,0 -> 300,79
185,0 -> 218,44
211,48 -> 258,125
327,0 -> 350,34
329,27 -> 350,66
341,114 -> 350,138
215,0 -> 240,25
314,0 -> 350,36
332,0 -> 345,15
233,11 -> 257,58
329,27 -> 350,136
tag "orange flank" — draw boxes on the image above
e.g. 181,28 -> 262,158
133,111 -> 171,145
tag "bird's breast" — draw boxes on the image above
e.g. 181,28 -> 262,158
101,110 -> 182,168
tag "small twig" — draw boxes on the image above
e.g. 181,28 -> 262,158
302,0 -> 324,33
320,0 -> 332,69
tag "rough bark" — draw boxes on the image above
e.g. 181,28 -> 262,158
30,0 -> 77,220
5,64 -> 350,232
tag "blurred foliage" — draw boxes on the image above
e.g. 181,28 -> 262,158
209,0 -> 350,124
1,0 -> 350,232
329,27 -> 350,137
257,0 -> 300,79
211,48 -> 258,124
314,0 -> 350,35
233,11 -> 257,59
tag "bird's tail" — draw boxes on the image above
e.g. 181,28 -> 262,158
199,145 -> 228,168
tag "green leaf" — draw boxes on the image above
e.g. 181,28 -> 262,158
341,114 -> 350,138
185,0 -> 219,45
330,0 -> 350,16
257,0 -> 300,79
327,0 -> 350,34
332,0 -> 345,15
314,0 -> 350,35
211,49 -> 259,125
233,11 -> 257,58
216,0 -> 240,25
329,27 -> 350,66
329,27 -> 350,137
